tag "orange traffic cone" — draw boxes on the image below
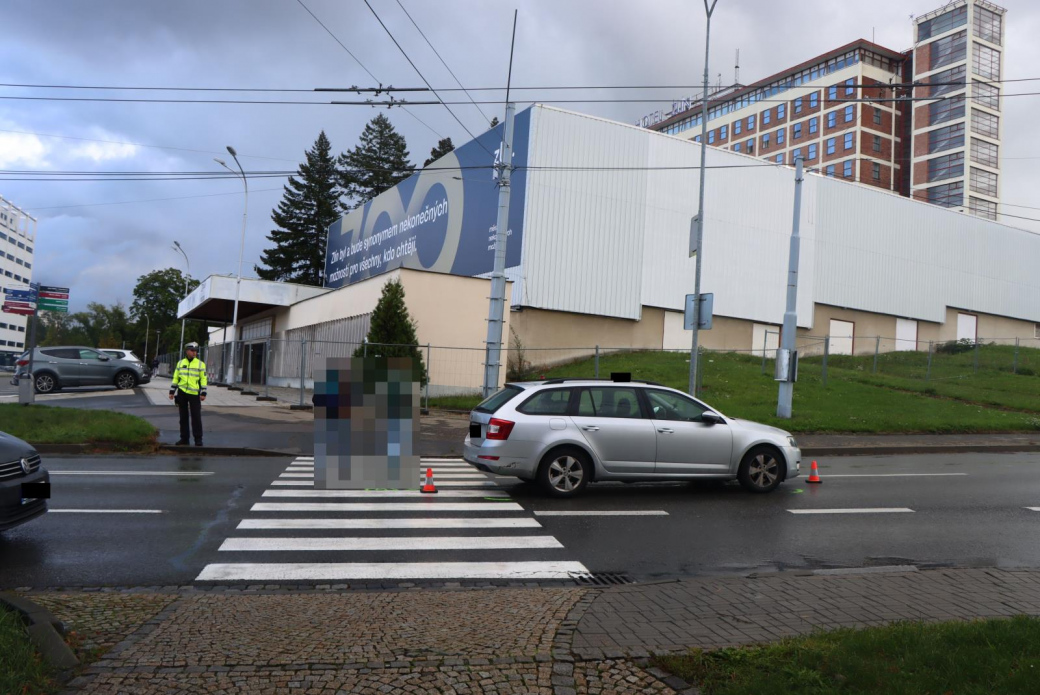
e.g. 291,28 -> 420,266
420,467 -> 438,494
807,460 -> 822,484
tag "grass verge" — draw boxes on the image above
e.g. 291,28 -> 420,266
0,606 -> 56,695
0,404 -> 157,449
652,616 -> 1040,695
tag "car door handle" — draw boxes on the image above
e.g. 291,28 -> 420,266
657,428 -> 675,434
581,425 -> 600,432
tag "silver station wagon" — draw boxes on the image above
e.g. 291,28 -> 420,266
463,376 -> 801,497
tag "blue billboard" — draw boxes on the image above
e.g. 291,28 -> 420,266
324,108 -> 530,289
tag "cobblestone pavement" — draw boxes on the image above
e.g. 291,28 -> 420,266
573,567 -> 1040,658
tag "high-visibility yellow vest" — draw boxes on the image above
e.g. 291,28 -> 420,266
170,357 -> 208,396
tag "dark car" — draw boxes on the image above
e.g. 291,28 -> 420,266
0,431 -> 49,532
11,346 -> 150,394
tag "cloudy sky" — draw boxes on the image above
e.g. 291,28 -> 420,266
3,0 -> 1037,310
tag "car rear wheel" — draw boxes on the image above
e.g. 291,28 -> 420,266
737,446 -> 784,493
538,447 -> 591,498
115,371 -> 138,390
34,372 -> 58,394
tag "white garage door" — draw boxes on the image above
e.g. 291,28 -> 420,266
957,313 -> 978,342
752,323 -> 780,357
895,318 -> 918,351
829,319 -> 854,355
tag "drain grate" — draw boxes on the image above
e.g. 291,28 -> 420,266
570,571 -> 634,586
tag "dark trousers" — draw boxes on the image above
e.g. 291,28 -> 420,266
176,392 -> 203,443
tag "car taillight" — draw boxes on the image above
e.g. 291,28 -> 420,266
485,418 -> 515,440
16,360 -> 28,367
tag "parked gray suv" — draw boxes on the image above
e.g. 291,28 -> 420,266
464,376 -> 801,497
11,346 -> 150,393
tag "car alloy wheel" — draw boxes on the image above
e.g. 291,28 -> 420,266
34,374 -> 56,394
548,455 -> 584,493
116,372 -> 136,389
738,446 -> 784,493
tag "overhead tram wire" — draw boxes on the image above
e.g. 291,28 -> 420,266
361,0 -> 492,157
293,0 -> 444,139
392,0 -> 492,128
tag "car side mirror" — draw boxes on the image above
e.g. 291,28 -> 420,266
98,355 -> 110,361
701,412 -> 723,426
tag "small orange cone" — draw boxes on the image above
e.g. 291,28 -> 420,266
807,460 -> 822,484
420,467 -> 438,494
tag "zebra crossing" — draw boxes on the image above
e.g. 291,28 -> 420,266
195,457 -> 589,582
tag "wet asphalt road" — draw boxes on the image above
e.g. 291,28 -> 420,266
2,452 -> 1040,587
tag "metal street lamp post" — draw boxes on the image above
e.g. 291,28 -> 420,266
215,146 -> 248,388
143,314 -> 150,364
172,241 -> 190,359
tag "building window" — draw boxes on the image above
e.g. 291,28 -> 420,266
918,5 -> 967,41
826,137 -> 836,155
720,125 -> 728,139
747,115 -> 755,130
972,43 -> 1001,80
929,96 -> 966,126
970,167 -> 998,197
873,134 -> 883,152
794,97 -> 803,113
927,152 -> 964,182
970,197 -> 998,220
694,135 -> 701,143
734,120 -> 742,135
776,128 -> 785,144
15,258 -> 22,266
708,130 -> 715,144
763,109 -> 771,125
762,133 -> 770,148
843,132 -> 854,150
971,109 -> 999,138
828,85 -> 837,100
873,106 -> 884,125
926,181 -> 963,207
929,64 -> 967,98
844,105 -> 854,122
872,162 -> 881,181
793,123 -> 802,139
809,92 -> 819,108
927,123 -> 965,154
971,138 -> 998,167
775,153 -> 784,164
793,147 -> 803,160
843,160 -> 853,178
972,80 -> 1000,110
930,30 -> 968,71
973,5 -> 1002,46
808,143 -> 817,160
826,111 -> 836,128
734,142 -> 741,152
808,117 -> 818,134
845,78 -> 854,96
747,139 -> 754,153
825,164 -> 835,177
777,103 -> 785,120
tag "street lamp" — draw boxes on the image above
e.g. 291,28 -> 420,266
143,314 -> 150,362
172,241 -> 190,359
215,145 -> 248,388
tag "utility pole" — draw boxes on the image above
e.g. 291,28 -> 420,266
688,0 -> 720,397
482,11 -> 518,398
777,156 -> 805,418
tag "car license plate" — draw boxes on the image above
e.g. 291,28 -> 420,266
469,423 -> 481,438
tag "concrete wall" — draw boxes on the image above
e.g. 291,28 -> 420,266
510,306 -> 665,369
662,311 -> 757,352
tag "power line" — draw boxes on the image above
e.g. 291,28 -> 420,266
361,0 -> 490,155
393,0 -> 491,128
24,187 -> 285,211
294,0 -> 443,139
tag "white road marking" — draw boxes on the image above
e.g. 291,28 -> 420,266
426,474 -> 486,479
251,502 -> 524,512
268,480 -> 501,488
823,473 -> 968,478
219,536 -> 564,551
534,510 -> 669,516
49,509 -> 165,514
48,471 -> 214,477
1025,507 -> 1040,512
270,481 -> 314,486
196,561 -> 589,581
279,473 -> 314,478
261,489 -> 500,498
788,508 -> 915,514
237,518 -> 542,530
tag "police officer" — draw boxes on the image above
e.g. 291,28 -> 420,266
169,342 -> 207,446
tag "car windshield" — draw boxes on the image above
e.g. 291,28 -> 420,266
474,385 -> 523,414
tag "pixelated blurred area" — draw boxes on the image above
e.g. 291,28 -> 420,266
313,356 -> 421,489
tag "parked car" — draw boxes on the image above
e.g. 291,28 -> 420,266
464,376 -> 801,497
10,346 -> 150,394
0,430 -> 48,532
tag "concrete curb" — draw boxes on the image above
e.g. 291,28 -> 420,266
0,592 -> 79,671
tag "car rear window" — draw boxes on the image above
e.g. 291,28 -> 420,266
517,388 -> 573,415
474,385 -> 523,414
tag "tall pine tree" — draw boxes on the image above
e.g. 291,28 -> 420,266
337,114 -> 414,209
256,131 -> 341,285
423,137 -> 454,167
355,279 -> 428,386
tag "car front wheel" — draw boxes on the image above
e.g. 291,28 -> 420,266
737,446 -> 784,493
538,447 -> 591,498
115,371 -> 138,390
